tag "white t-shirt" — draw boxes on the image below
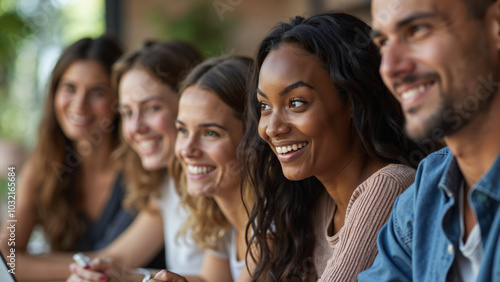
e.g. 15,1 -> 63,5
454,182 -> 483,281
207,227 -> 245,280
155,178 -> 204,275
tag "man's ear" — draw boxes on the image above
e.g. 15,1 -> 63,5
487,0 -> 500,50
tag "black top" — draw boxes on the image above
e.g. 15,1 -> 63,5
75,173 -> 135,251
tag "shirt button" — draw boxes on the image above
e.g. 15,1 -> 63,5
448,244 -> 454,255
476,193 -> 487,203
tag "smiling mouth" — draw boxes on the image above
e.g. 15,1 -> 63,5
187,165 -> 216,175
400,81 -> 434,101
137,139 -> 161,154
69,113 -> 92,125
275,142 -> 308,154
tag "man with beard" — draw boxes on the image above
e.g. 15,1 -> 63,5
358,0 -> 500,281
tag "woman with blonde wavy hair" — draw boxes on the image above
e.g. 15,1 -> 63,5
152,55 -> 254,282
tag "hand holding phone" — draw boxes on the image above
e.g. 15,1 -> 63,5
72,252 -> 91,268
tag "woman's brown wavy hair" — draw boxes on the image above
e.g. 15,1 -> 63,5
31,36 -> 123,251
240,13 -> 430,281
111,40 -> 202,211
171,56 -> 254,251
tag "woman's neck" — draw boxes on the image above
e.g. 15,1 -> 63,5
73,134 -> 116,173
214,184 -> 248,235
214,183 -> 249,261
317,147 -> 386,230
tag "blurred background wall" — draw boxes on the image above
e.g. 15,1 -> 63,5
119,0 -> 370,56
0,0 -> 370,194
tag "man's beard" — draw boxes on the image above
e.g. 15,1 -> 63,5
405,86 -> 493,143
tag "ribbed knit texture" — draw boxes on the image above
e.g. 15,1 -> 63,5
314,164 -> 416,282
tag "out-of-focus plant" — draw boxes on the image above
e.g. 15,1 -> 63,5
149,1 -> 239,58
0,0 -> 104,142
0,0 -> 31,200
0,10 -> 33,88
0,0 -> 34,142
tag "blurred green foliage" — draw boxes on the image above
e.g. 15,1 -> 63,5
0,11 -> 32,66
0,0 -> 105,143
0,1 -> 33,143
60,0 -> 105,44
0,178 -> 6,196
149,1 -> 239,58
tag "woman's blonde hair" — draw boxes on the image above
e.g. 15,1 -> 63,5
111,40 -> 202,211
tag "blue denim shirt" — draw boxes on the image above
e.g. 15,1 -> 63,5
358,147 -> 500,281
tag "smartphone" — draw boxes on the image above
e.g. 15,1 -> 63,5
72,253 -> 91,268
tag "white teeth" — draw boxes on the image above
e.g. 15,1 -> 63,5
187,165 -> 215,175
401,84 -> 431,100
138,140 -> 157,151
69,113 -> 90,124
275,142 -> 307,154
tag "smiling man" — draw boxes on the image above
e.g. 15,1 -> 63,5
358,0 -> 500,281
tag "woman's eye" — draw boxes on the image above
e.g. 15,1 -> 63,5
290,99 -> 306,108
206,130 -> 220,137
91,89 -> 105,97
63,84 -> 76,93
119,109 -> 132,118
260,102 -> 271,111
176,127 -> 187,134
147,105 -> 161,112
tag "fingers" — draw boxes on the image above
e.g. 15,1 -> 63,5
88,257 -> 115,272
153,269 -> 170,281
67,273 -> 83,282
151,270 -> 188,282
69,262 -> 108,281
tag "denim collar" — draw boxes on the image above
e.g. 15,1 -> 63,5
438,151 -> 500,201
474,152 -> 500,201
438,154 -> 463,200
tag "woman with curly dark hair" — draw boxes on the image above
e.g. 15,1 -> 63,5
240,12 -> 430,281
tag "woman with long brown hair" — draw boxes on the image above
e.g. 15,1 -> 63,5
0,35 -> 131,280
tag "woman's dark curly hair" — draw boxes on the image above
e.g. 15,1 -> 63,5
240,12 -> 426,281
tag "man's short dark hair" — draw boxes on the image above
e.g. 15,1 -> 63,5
462,0 -> 495,19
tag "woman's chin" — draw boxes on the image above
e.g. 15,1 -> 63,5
188,186 -> 214,198
141,159 -> 167,171
283,171 -> 307,181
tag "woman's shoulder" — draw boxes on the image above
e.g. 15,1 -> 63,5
17,157 -> 40,194
367,163 -> 415,189
345,164 -> 415,225
354,163 -> 416,199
